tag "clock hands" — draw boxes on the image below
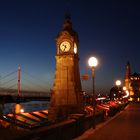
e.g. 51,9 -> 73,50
60,41 -> 70,52
63,44 -> 67,51
62,44 -> 67,51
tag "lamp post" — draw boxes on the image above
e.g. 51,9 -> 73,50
115,80 -> 121,87
88,56 -> 98,128
123,86 -> 126,91
115,80 -> 121,100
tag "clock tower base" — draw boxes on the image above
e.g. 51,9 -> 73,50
48,104 -> 84,122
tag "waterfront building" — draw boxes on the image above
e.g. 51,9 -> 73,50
124,62 -> 140,102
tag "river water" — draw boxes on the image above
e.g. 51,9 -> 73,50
2,101 -> 50,115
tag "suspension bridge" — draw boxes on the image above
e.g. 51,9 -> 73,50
0,65 -> 51,102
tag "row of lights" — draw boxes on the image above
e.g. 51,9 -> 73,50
115,79 -> 129,98
88,57 -> 129,105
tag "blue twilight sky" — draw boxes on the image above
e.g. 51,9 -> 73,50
0,0 -> 140,94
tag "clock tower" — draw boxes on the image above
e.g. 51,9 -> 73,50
48,15 -> 84,121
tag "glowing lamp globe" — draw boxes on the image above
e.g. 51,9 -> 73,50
88,57 -> 98,67
123,86 -> 126,91
115,80 -> 121,86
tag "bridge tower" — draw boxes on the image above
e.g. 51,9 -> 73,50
48,15 -> 84,121
18,65 -> 20,97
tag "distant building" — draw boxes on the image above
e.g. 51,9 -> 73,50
124,62 -> 140,102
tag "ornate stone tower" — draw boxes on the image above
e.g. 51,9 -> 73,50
124,61 -> 133,97
48,15 -> 84,121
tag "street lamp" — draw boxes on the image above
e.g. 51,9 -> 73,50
123,86 -> 126,91
115,80 -> 121,86
88,56 -> 98,128
115,80 -> 121,99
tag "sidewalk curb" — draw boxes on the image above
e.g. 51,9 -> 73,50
74,104 -> 129,140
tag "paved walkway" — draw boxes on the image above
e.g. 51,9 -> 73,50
75,103 -> 140,140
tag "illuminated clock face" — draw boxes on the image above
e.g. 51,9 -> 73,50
60,41 -> 71,52
74,43 -> 77,54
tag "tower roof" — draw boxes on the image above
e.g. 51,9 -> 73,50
131,72 -> 140,77
63,14 -> 72,30
127,61 -> 130,65
56,14 -> 79,42
125,61 -> 131,79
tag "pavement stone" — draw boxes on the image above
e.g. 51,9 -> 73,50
74,103 -> 140,140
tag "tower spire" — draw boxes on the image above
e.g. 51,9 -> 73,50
124,61 -> 131,90
63,13 -> 72,30
125,61 -> 131,79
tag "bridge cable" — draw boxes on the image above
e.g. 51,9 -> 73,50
0,70 -> 17,80
1,77 -> 17,87
22,70 -> 50,87
21,77 -> 48,91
